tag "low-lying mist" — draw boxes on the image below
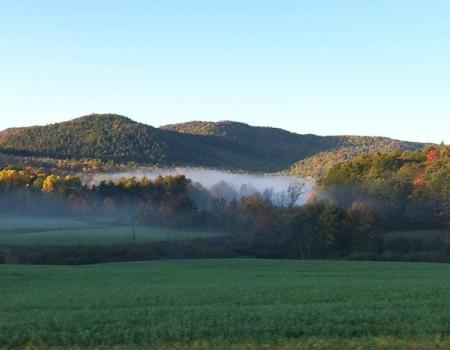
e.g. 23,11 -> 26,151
82,167 -> 315,206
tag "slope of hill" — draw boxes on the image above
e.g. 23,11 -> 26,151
0,114 -> 169,162
162,120 -> 425,176
318,145 -> 450,227
0,114 -> 425,174
288,136 -> 428,178
161,120 -> 343,169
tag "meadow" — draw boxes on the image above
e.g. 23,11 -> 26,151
0,216 -> 223,246
2,259 -> 450,349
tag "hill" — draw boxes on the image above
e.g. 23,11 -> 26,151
317,145 -> 450,228
0,114 -> 166,161
0,114 -> 425,174
0,114 -> 267,170
288,136 -> 429,178
163,120 -> 425,175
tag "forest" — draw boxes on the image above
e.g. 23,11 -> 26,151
0,145 -> 448,264
0,114 -> 424,172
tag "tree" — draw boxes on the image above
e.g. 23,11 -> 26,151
287,182 -> 305,208
42,175 -> 62,193
345,201 -> 376,252
288,203 -> 324,259
211,197 -> 227,230
319,202 -> 346,254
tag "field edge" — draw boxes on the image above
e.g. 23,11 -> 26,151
5,337 -> 450,350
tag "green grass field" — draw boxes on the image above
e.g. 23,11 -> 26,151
3,259 -> 450,349
0,216 -> 223,246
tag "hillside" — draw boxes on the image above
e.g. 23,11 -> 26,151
0,114 -> 425,174
162,120 -> 425,175
288,136 -> 428,178
0,115 -> 267,171
318,145 -> 450,227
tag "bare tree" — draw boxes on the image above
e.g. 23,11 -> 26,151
287,182 -> 305,208
275,190 -> 288,208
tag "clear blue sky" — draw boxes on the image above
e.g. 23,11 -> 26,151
1,0 -> 449,143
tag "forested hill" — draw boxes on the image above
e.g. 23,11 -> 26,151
288,139 -> 430,179
162,120 -> 425,174
0,114 -> 425,173
318,146 -> 450,228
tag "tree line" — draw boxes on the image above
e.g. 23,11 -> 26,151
0,145 -> 449,264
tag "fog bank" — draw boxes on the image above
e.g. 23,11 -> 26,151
82,167 -> 315,205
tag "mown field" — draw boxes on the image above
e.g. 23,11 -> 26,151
0,216 -> 223,246
2,259 -> 450,349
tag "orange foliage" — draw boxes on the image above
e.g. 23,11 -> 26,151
426,149 -> 440,161
413,176 -> 425,186
306,188 -> 316,203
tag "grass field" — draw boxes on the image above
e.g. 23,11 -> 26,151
0,216 -> 223,246
2,259 -> 450,349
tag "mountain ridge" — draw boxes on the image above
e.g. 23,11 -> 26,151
0,114 -> 427,175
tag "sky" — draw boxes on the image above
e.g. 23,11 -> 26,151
0,0 -> 449,144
